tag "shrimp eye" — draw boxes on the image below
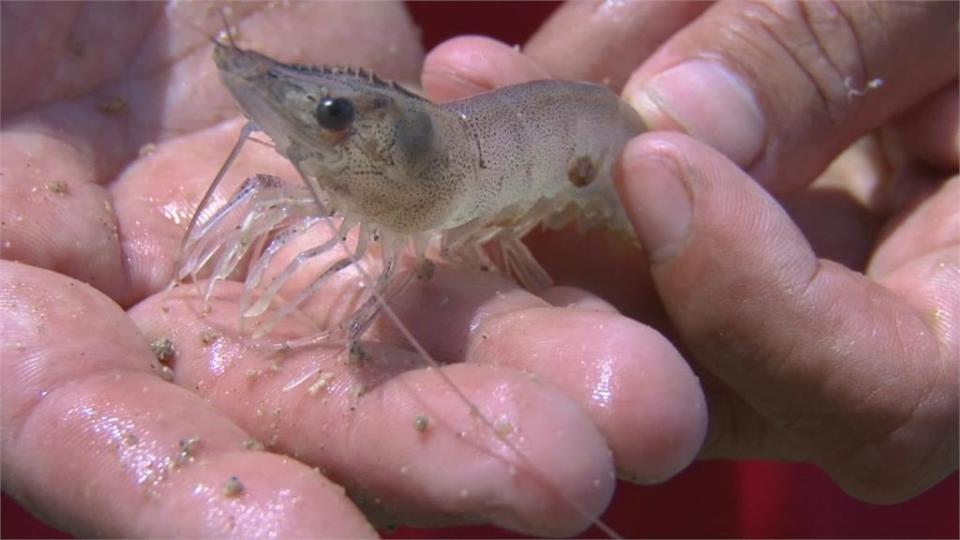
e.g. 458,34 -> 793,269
315,97 -> 355,131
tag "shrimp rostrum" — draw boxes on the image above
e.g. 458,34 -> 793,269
177,39 -> 645,350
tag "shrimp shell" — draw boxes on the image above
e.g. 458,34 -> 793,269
178,41 -> 645,341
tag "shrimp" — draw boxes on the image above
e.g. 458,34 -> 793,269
178,39 -> 644,345
176,36 -> 644,537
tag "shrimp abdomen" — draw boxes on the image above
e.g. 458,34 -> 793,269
442,80 -> 646,232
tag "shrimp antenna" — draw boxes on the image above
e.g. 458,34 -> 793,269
215,5 -> 241,49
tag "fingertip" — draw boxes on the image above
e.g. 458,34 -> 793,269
357,363 -> 615,537
422,35 -> 550,101
622,58 -> 767,168
612,321 -> 708,484
468,306 -> 707,485
616,134 -> 694,262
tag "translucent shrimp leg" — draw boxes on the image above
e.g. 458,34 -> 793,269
241,216 -> 358,318
239,214 -> 323,310
178,174 -> 313,281
251,224 -> 371,339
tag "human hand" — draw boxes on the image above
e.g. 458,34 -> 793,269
1,2 -> 446,537
1,2 -> 710,537
422,0 -> 958,503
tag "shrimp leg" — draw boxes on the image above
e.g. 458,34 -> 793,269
241,216 -> 356,318
252,225 -> 371,339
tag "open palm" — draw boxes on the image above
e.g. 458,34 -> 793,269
2,3 -> 709,537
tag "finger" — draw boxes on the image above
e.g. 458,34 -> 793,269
623,1 -> 959,194
0,261 -> 373,538
0,130 -> 134,303
422,36 -> 549,101
869,175 -> 960,365
130,280 -> 615,537
539,285 -> 620,313
0,2 -> 161,115
616,133 -> 958,503
391,270 -> 707,485
869,177 -> 960,280
468,307 -> 707,485
894,83 -> 959,171
524,1 -> 709,90
523,227 -> 667,324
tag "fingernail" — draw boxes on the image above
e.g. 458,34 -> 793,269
628,59 -> 766,167
618,142 -> 692,262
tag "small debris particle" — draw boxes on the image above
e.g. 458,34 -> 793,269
494,418 -> 514,437
150,337 -> 176,363
307,371 -> 334,396
199,330 -> 219,346
350,383 -> 367,401
845,76 -> 884,99
96,96 -> 128,116
245,368 -> 263,380
179,436 -> 201,457
347,341 -> 370,364
14,342 -> 25,352
46,181 -> 70,195
122,432 -> 139,446
222,475 -> 244,498
175,438 -> 199,466
413,414 -> 429,433
138,142 -> 157,157
926,306 -> 946,329
269,360 -> 281,372
242,439 -> 265,451
416,259 -> 436,281
158,365 -> 174,382
160,305 -> 170,314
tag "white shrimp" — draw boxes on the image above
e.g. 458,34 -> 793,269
178,39 -> 644,346
176,36 -> 645,537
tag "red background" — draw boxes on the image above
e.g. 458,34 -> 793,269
3,2 -> 957,538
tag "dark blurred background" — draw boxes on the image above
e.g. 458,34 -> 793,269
3,2 -> 957,538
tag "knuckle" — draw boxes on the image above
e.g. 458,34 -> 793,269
736,0 -> 872,125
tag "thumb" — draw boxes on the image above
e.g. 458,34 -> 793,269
615,132 -> 958,503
